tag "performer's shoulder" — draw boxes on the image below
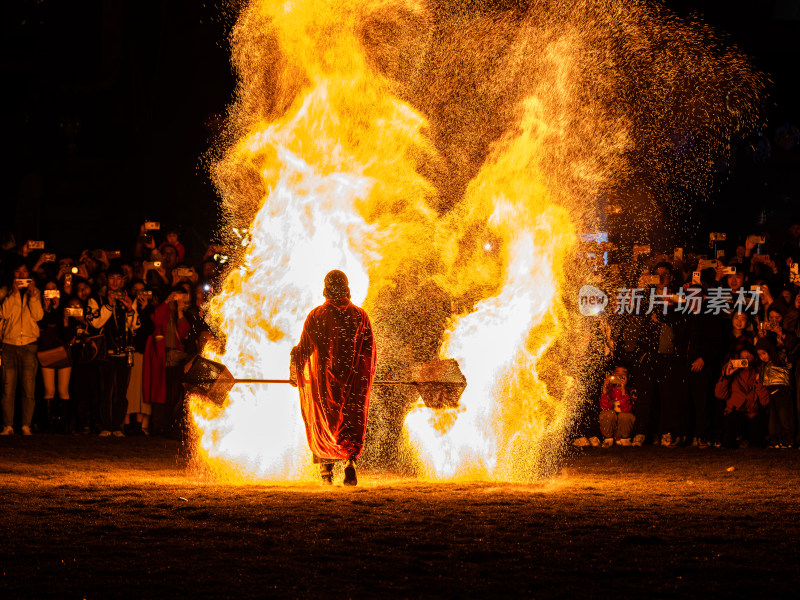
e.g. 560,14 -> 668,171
351,303 -> 372,322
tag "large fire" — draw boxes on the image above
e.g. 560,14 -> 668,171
189,0 -> 763,482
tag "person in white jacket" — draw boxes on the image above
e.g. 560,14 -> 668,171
1,263 -> 44,435
86,266 -> 139,436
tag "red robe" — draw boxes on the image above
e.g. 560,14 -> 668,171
143,303 -> 189,405
292,298 -> 376,460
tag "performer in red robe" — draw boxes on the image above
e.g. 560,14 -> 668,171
291,270 -> 376,485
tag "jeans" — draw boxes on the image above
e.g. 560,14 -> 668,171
2,343 -> 38,428
599,410 -> 635,439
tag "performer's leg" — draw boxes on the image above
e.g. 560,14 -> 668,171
343,458 -> 357,486
319,462 -> 334,485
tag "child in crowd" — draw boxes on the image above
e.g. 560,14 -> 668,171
158,227 -> 186,263
598,363 -> 635,447
715,344 -> 769,448
755,337 -> 795,448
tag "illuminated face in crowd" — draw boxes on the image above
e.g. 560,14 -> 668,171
767,310 -> 783,329
731,312 -> 748,332
107,273 -> 124,293
14,265 -> 30,280
130,281 -> 145,297
65,298 -> 84,321
130,282 -> 148,307
727,271 -> 745,292
612,366 -> 628,386
161,245 -> 178,269
76,282 -> 91,301
44,281 -> 59,305
654,266 -> 672,288
757,349 -> 770,363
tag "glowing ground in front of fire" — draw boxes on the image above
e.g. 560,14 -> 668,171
1,436 -> 799,599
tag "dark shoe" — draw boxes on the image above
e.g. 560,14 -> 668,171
320,463 -> 334,485
343,461 -> 357,486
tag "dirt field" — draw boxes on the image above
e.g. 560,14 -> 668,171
1,436 -> 799,599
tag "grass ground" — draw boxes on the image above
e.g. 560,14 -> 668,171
1,436 -> 799,599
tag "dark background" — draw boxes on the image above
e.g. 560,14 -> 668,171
2,0 -> 799,259
1,0 -> 236,260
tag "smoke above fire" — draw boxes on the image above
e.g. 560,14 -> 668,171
190,0 -> 764,482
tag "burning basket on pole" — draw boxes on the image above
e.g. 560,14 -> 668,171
185,356 -> 467,409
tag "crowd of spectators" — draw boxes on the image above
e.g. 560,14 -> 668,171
6,217 -> 800,452
0,224 -> 225,438
576,223 -> 800,450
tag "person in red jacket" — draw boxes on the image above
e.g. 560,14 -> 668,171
143,288 -> 190,435
714,344 -> 769,448
290,270 -> 376,486
598,363 -> 635,447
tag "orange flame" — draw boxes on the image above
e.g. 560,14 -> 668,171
190,0 -> 764,483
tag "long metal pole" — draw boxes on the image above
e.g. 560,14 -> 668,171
230,379 -> 431,385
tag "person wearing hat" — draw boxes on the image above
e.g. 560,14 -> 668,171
87,264 -> 139,437
290,270 -> 376,485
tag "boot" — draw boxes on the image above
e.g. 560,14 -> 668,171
320,463 -> 334,485
343,459 -> 357,486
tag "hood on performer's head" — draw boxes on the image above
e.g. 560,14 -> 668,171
323,270 -> 350,299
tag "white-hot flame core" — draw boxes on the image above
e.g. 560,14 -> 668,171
194,142 -> 372,481
405,218 -> 561,480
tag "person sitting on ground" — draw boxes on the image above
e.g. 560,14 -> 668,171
598,363 -> 635,447
714,344 -> 769,448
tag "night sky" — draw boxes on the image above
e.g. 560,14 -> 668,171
2,0 -> 799,259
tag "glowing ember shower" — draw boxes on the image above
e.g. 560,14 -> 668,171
191,0 -> 764,482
